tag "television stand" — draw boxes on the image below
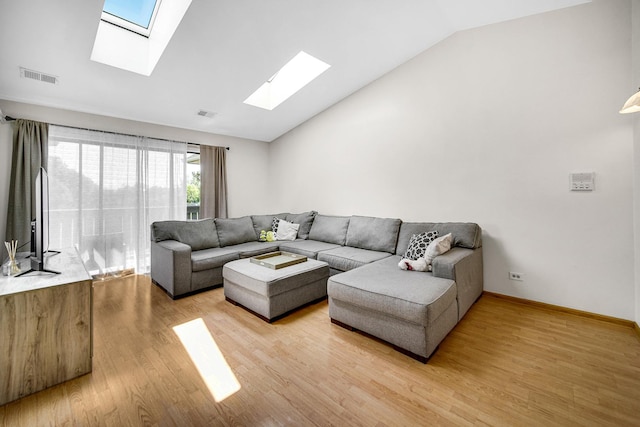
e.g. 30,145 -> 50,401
0,248 -> 92,405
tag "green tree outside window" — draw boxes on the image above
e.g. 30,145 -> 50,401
187,171 -> 200,204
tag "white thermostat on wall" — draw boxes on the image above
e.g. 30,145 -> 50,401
570,172 -> 594,191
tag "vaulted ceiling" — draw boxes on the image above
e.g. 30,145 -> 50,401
0,0 -> 590,142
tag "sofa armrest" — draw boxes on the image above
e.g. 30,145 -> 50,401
151,240 -> 192,298
432,247 -> 483,321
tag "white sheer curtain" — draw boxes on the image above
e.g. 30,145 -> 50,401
47,125 -> 187,276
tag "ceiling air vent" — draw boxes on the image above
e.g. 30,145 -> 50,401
197,110 -> 216,118
20,67 -> 58,85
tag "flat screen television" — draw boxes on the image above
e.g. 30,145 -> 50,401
17,167 -> 60,276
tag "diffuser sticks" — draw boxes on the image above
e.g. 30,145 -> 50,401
4,240 -> 21,275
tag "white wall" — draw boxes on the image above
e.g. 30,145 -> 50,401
269,0 -> 636,319
632,0 -> 640,325
0,99 -> 271,254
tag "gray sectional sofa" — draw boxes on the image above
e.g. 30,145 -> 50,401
150,211 -> 483,362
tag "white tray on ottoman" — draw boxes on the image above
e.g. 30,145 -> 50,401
223,256 -> 330,322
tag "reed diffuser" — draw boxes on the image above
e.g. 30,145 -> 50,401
4,240 -> 21,275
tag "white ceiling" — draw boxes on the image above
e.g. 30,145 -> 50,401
0,0 -> 589,142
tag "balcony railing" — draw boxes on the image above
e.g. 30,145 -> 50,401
187,203 -> 200,220
48,204 -> 198,275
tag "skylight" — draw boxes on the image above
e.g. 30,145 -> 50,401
101,0 -> 161,37
91,0 -> 192,76
244,51 -> 331,111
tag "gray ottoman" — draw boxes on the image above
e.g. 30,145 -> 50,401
223,258 -> 330,322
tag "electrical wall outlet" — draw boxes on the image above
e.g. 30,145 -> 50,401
509,272 -> 524,281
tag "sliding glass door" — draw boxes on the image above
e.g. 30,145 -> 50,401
47,126 -> 187,277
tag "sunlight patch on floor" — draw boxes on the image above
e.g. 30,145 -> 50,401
173,318 -> 241,402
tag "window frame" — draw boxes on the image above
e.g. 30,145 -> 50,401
100,0 -> 162,38
186,144 -> 201,220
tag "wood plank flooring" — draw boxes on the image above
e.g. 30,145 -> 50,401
1,274 -> 639,426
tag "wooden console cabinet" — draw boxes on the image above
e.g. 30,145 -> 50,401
0,249 -> 92,405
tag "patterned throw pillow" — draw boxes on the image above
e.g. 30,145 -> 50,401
272,217 -> 284,233
403,231 -> 439,260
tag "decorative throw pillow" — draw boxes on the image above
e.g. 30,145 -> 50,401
425,233 -> 453,263
398,257 -> 429,271
275,219 -> 300,241
403,231 -> 439,260
272,216 -> 284,233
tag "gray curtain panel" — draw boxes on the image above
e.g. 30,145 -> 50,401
5,119 -> 49,250
200,145 -> 228,219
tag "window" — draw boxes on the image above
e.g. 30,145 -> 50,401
187,145 -> 201,220
48,126 -> 187,276
91,0 -> 193,76
101,0 -> 161,37
244,51 -> 331,110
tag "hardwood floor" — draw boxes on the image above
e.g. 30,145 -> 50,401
1,275 -> 639,426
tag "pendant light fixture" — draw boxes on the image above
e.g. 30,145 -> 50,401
620,88 -> 640,114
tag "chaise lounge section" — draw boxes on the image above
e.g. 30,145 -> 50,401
327,222 -> 483,362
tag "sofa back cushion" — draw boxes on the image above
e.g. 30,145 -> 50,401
285,211 -> 317,240
215,216 -> 258,247
345,216 -> 401,253
395,222 -> 482,255
151,219 -> 219,250
251,213 -> 288,239
308,214 -> 350,245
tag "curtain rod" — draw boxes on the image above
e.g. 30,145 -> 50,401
52,123 -> 230,151
2,117 -> 230,151
0,108 -> 16,122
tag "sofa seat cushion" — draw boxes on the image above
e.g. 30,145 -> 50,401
229,242 -> 281,258
318,246 -> 391,272
327,256 -> 456,325
191,247 -> 241,272
278,239 -> 341,259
